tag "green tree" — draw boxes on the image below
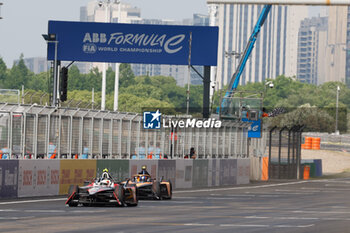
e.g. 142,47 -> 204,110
119,63 -> 135,88
67,65 -> 82,91
189,85 -> 203,111
0,57 -> 7,87
26,72 -> 49,91
267,104 -> 335,132
5,54 -> 33,89
106,67 -> 115,94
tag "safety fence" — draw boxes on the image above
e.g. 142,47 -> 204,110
0,103 -> 251,159
268,125 -> 304,179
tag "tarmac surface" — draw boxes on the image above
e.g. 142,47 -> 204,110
1,178 -> 350,233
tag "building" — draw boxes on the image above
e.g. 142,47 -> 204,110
80,1 -> 208,86
129,18 -> 190,87
129,15 -> 208,87
80,1 -> 142,74
297,17 -> 328,84
213,4 -> 308,89
14,57 -> 48,74
323,6 -> 348,84
346,6 -> 350,86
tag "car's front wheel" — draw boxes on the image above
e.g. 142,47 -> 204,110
152,181 -> 161,200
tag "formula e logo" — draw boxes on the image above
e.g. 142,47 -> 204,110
252,125 -> 259,131
143,110 -> 161,129
83,43 -> 97,54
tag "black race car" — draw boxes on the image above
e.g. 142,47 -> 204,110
122,174 -> 172,200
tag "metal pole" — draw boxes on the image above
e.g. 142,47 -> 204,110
269,126 -> 277,179
58,115 -> 61,158
9,112 -> 13,159
109,117 -> 113,158
21,113 -> 26,159
101,2 -> 110,111
186,32 -> 192,115
297,125 -> 305,180
208,4 -> 217,100
92,88 -> 95,110
21,85 -> 25,104
335,86 -> 340,135
114,1 -> 121,112
203,66 -> 211,118
114,64 -> 120,111
101,64 -> 106,109
52,41 -> 58,106
278,127 -> 287,179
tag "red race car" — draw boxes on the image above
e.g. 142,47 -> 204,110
66,169 -> 138,207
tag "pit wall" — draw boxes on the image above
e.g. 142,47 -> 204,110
0,159 -> 250,199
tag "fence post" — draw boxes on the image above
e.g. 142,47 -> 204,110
278,126 -> 288,179
109,116 -> 113,158
21,112 -> 26,159
57,114 -> 62,158
129,115 -> 137,159
297,125 -> 305,180
268,126 -> 277,179
137,118 -> 141,159
118,117 -> 123,159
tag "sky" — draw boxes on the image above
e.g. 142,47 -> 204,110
0,0 -> 208,68
0,0 -> 320,68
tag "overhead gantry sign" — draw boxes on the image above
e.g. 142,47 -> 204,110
207,0 -> 350,5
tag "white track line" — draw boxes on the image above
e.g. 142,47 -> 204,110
220,224 -> 314,228
220,224 -> 269,227
0,216 -> 34,220
174,181 -> 308,194
293,210 -> 350,214
0,198 -> 66,205
184,223 -> 215,226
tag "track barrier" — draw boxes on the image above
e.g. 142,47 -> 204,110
0,158 -> 250,199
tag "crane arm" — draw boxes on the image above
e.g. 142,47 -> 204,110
224,5 -> 271,97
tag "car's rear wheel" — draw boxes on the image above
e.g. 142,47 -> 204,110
129,184 -> 138,204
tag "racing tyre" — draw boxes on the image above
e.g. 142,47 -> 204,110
168,180 -> 172,200
115,185 -> 125,206
67,185 -> 79,207
126,184 -> 138,207
152,181 -> 161,200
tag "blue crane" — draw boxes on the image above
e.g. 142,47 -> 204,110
222,5 -> 271,99
219,5 -> 271,120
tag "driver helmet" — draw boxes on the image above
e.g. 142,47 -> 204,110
100,179 -> 110,186
101,168 -> 110,180
140,175 -> 147,182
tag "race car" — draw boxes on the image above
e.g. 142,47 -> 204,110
122,166 -> 172,200
66,169 -> 138,207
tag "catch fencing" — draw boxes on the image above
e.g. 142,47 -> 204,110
268,125 -> 304,179
0,103 -> 251,159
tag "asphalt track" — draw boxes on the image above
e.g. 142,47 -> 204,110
1,178 -> 350,233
